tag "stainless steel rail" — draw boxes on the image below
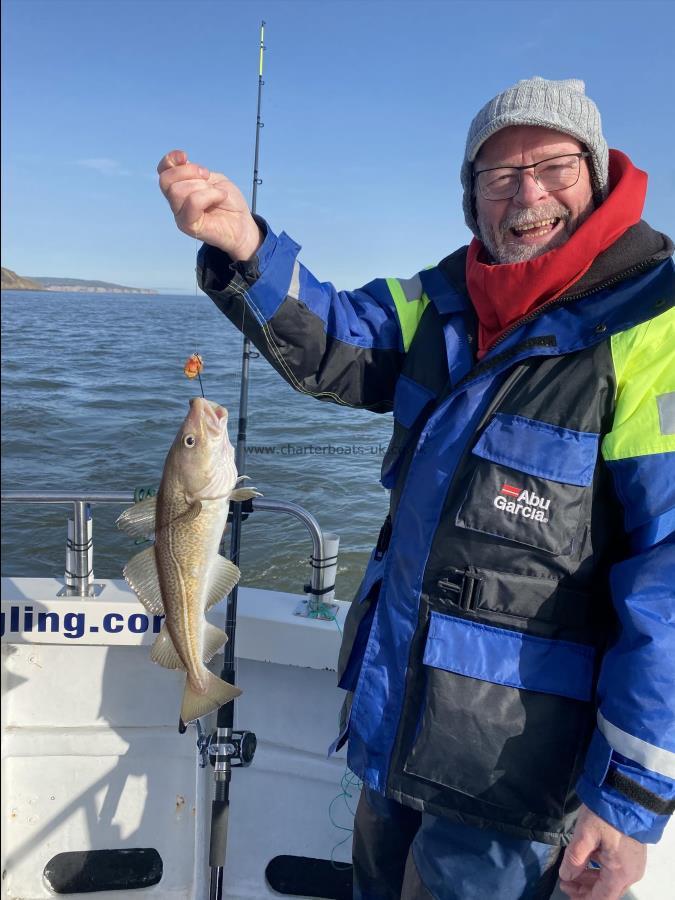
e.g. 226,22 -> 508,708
0,491 -> 335,607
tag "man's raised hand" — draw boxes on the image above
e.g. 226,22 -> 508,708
157,150 -> 263,261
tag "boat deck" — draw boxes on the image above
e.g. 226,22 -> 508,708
1,577 -> 672,899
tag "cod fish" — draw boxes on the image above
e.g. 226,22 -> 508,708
116,397 -> 260,728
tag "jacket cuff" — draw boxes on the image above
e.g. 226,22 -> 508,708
197,214 -> 274,293
577,728 -> 675,843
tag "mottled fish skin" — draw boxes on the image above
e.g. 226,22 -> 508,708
155,398 -> 237,695
118,397 -> 261,725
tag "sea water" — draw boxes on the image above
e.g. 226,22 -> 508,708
1,290 -> 391,599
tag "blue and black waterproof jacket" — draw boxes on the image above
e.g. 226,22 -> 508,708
198,218 -> 675,845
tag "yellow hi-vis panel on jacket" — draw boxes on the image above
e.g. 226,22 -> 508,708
602,306 -> 675,462
386,277 -> 430,352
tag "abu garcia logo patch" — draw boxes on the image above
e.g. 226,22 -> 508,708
494,483 -> 550,523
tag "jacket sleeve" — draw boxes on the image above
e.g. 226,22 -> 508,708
197,218 -> 429,413
576,305 -> 675,842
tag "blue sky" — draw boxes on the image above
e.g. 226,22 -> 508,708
2,0 -> 674,293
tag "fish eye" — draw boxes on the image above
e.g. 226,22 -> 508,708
183,434 -> 196,448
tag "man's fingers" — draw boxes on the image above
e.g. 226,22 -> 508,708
559,868 -> 600,898
165,177 -> 221,213
560,832 -> 598,882
590,872 -> 631,900
174,185 -> 231,236
159,162 -> 211,195
157,149 -> 188,174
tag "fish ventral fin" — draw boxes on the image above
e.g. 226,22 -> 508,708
171,500 -> 202,527
229,487 -> 263,502
203,622 -> 228,663
150,623 -> 226,668
150,626 -> 185,669
205,555 -> 241,611
123,546 -> 165,615
115,495 -> 157,540
180,670 -> 242,726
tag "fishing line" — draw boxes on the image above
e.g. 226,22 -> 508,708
193,238 -> 206,399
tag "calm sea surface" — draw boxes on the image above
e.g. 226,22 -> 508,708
1,290 -> 393,600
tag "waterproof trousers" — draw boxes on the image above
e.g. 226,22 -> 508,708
352,787 -> 563,900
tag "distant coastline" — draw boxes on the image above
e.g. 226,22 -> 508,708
1,267 -> 157,295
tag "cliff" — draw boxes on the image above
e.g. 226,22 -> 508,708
1,268 -> 44,291
1,267 -> 157,294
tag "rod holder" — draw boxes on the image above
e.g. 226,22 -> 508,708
296,531 -> 340,620
57,500 -> 102,597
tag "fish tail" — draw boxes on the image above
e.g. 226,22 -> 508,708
179,670 -> 242,727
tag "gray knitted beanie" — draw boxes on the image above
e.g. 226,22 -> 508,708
461,77 -> 609,237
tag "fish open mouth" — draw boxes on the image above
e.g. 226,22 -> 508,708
207,400 -> 228,421
509,217 -> 562,240
189,397 -> 228,436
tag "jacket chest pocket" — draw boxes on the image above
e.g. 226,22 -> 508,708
455,413 -> 599,556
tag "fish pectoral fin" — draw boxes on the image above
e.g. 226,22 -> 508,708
150,626 -> 185,670
116,495 -> 157,540
123,546 -> 165,614
205,555 -> 241,610
180,671 -> 242,726
229,487 -> 263,502
203,622 -> 228,664
170,500 -> 203,527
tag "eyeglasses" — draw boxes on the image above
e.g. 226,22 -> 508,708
474,152 -> 591,201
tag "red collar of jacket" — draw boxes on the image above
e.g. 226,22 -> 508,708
466,149 -> 648,358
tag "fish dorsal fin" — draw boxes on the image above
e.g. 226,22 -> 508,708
123,545 -> 165,614
150,626 -> 184,670
229,487 -> 263,502
203,622 -> 228,663
169,500 -> 202,528
205,555 -> 241,611
116,495 -> 157,539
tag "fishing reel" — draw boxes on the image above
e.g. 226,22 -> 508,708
196,723 -> 257,769
220,730 -> 257,767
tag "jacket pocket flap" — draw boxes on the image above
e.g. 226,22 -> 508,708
473,414 -> 599,487
354,548 -> 387,604
423,612 -> 595,702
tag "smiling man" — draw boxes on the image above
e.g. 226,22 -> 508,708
159,76 -> 675,899
473,127 -> 595,263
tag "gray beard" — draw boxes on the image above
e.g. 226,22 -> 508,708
477,202 -> 581,264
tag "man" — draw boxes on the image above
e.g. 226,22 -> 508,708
158,77 -> 674,899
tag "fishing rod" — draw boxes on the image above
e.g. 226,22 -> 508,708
207,20 -> 266,900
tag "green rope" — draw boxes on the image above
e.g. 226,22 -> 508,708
328,764 -> 363,868
314,597 -> 355,866
307,600 -> 343,636
133,485 -> 158,503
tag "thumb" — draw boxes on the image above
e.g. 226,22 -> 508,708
559,827 -> 599,882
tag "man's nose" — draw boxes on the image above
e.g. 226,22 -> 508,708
514,170 -> 548,205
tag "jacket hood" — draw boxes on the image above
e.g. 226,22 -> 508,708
439,220 -> 673,306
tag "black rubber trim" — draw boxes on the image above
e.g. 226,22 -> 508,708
606,767 -> 675,816
266,855 -> 352,899
44,848 -> 162,893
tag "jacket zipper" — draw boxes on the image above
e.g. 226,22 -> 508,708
487,257 -> 661,353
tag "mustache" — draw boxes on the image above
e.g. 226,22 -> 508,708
500,204 -> 571,234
